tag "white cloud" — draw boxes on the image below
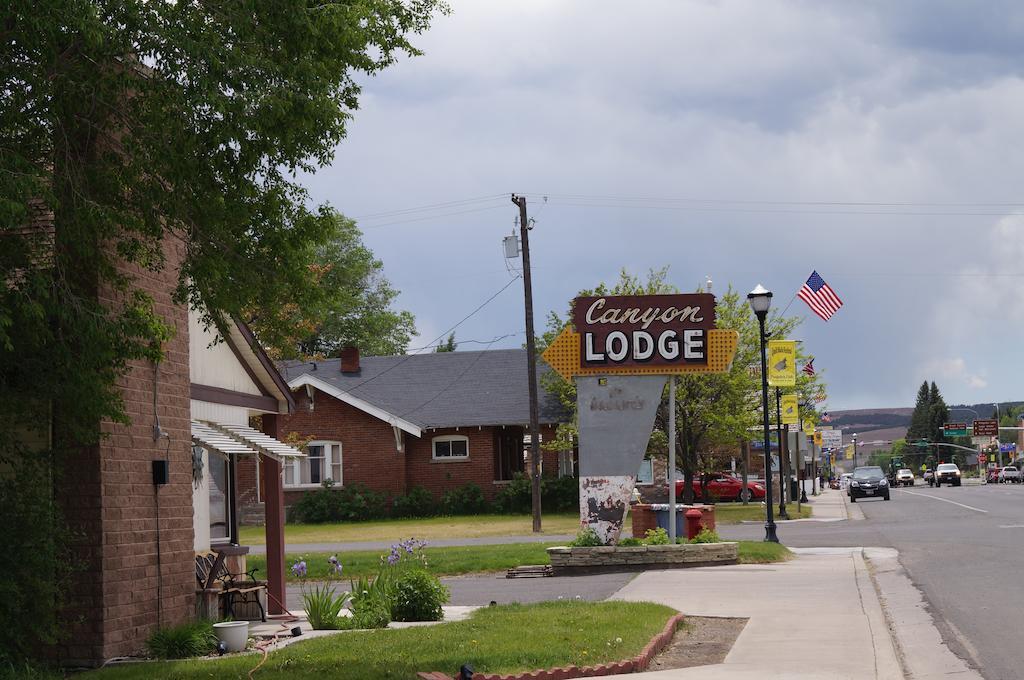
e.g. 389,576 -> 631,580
923,357 -> 988,391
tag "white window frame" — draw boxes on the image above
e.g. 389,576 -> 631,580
432,434 -> 470,462
285,440 -> 343,489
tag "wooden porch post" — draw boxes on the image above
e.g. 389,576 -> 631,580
260,453 -> 287,615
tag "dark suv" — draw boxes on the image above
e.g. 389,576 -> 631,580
848,466 -> 890,502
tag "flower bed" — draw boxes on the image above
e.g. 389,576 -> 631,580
547,542 -> 738,574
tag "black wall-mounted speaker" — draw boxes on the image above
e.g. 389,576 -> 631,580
152,459 -> 169,486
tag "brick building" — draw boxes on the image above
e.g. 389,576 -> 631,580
44,235 -> 305,666
238,348 -> 572,517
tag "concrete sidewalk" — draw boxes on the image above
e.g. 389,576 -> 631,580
609,547 -> 902,679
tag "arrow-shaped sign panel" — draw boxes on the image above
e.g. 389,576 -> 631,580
542,325 -> 739,381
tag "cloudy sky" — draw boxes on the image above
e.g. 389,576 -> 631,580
300,0 -> 1024,411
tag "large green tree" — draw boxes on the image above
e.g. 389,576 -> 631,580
261,212 -> 417,359
0,1 -> 444,661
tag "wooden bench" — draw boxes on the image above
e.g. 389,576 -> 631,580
195,552 -> 266,622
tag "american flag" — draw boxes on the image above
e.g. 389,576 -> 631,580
803,359 -> 815,376
798,271 -> 843,321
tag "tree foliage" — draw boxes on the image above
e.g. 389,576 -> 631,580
259,212 -> 417,359
435,332 -> 458,353
538,268 -> 829,503
1,0 -> 445,660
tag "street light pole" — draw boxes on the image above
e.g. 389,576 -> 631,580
748,284 -> 778,543
775,387 -> 789,520
852,433 -> 858,468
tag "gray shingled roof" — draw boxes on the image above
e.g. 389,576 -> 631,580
279,349 -> 570,430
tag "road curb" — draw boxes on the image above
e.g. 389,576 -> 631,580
862,547 -> 983,680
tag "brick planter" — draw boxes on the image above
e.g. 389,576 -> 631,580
630,503 -> 716,538
546,542 -> 738,575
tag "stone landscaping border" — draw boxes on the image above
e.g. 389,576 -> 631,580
416,612 -> 686,680
546,542 -> 738,575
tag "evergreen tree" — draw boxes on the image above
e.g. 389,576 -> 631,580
435,333 -> 458,353
907,381 -> 932,440
928,382 -> 950,443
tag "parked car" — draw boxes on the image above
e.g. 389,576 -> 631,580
932,463 -> 961,487
923,468 -> 934,485
894,469 -> 915,487
674,473 -> 767,502
839,473 -> 853,490
999,466 -> 1022,483
848,466 -> 890,502
987,467 -> 1001,484
829,477 -> 841,489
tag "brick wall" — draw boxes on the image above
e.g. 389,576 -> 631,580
59,234 -> 193,665
405,427 -> 500,499
260,387 -> 407,508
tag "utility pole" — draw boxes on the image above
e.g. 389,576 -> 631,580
775,387 -> 789,519
512,194 -> 542,533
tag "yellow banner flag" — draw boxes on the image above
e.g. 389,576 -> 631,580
803,419 -> 816,434
768,340 -> 797,387
845,444 -> 854,460
781,394 -> 799,425
814,431 -> 823,446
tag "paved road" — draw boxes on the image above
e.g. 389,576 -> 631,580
721,484 -> 1024,680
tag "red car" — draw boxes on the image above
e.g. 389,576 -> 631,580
674,473 -> 767,502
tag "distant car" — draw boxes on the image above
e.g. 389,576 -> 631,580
848,466 -> 890,502
999,466 -> 1022,484
674,473 -> 766,502
839,473 -> 853,490
895,469 -> 915,487
923,469 -> 934,484
987,468 -> 1001,484
932,463 -> 961,487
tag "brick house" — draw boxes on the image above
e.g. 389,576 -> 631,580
238,348 -> 573,517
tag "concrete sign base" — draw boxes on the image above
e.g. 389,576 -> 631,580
577,375 -> 667,543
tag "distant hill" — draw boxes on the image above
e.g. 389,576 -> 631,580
825,402 -> 1024,455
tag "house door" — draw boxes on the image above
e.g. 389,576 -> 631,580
494,427 -> 525,481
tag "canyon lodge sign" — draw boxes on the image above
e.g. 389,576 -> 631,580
573,294 -> 716,369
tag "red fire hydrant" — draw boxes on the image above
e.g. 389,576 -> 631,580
684,508 -> 704,540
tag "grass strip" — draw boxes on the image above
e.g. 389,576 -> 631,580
238,513 -> 581,546
86,601 -> 677,680
714,503 -> 812,523
250,540 -> 791,582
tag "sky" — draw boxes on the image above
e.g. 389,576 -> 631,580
299,0 -> 1024,411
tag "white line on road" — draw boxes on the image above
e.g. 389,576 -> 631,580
998,524 -> 1024,528
903,490 -> 990,513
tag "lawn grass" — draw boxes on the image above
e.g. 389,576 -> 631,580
252,539 -> 791,582
238,512 -> 581,545
251,542 -> 560,581
714,502 -> 812,524
85,601 -> 677,680
736,541 -> 794,564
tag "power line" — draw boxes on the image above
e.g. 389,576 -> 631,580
406,331 -> 522,352
519,192 -> 1024,209
398,336 -> 505,419
294,275 -> 523,394
359,203 -> 509,229
353,194 -> 507,220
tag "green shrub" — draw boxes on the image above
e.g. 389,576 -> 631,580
494,473 -> 579,514
302,583 -> 350,630
391,485 -> 437,518
541,474 -> 579,512
617,537 -> 643,546
441,482 -> 491,515
391,569 -> 449,622
568,526 -> 603,547
351,598 -> 391,629
493,474 -> 532,513
689,527 -> 721,544
290,480 -> 387,523
643,527 -> 670,545
145,620 -> 217,659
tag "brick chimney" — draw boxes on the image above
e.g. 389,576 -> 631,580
340,346 -> 360,373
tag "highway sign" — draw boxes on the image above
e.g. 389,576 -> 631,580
943,422 -> 968,436
973,419 -> 999,437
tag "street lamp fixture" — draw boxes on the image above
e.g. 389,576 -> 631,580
852,433 -> 858,468
748,284 -> 778,543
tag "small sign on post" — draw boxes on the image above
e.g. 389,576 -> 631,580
973,419 -> 999,437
